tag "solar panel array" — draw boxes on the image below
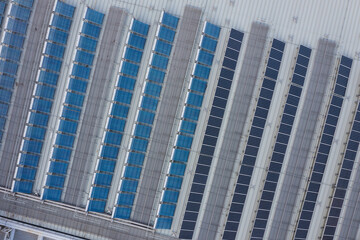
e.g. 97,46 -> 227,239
155,22 -> 220,229
0,0 -> 33,149
223,39 -> 285,240
13,1 -> 75,194
294,56 -> 352,239
323,62 -> 358,239
0,1 -> 359,239
248,45 -> 311,239
42,8 -> 104,201
179,29 -> 244,239
113,12 -> 179,219
87,19 -> 149,213
0,1 -> 7,30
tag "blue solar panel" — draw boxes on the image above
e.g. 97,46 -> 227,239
193,64 -> 211,79
45,42 -> 65,59
11,7 -> 29,23
151,54 -> 169,69
1,46 -> 21,61
137,110 -> 155,125
3,31 -> 25,48
204,22 -> 221,38
13,0 -> 33,8
55,1 -> 75,18
155,40 -> 172,56
134,124 -> 151,138
117,75 -> 136,90
51,15 -> 72,31
124,47 -> 143,63
201,36 -> 217,52
161,12 -> 179,29
52,147 -> 71,161
158,26 -> 176,42
0,60 -> 18,75
114,90 -> 132,105
97,159 -> 116,173
85,8 -> 104,25
48,28 -> 69,45
128,33 -> 146,49
42,56 -> 62,72
131,19 -> 149,36
82,22 -> 101,38
91,187 -> 109,200
42,188 -> 61,201
156,218 -> 173,229
183,107 -> 200,121
78,36 -> 98,52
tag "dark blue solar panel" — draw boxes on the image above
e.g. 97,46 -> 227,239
262,78 -> 276,90
338,65 -> 350,77
340,56 -> 352,67
255,108 -> 268,119
228,38 -> 241,51
299,46 -> 311,57
259,88 -> 273,99
213,97 -> 227,108
218,77 -> 232,89
269,49 -> 282,61
203,136 -> 217,146
230,29 -> 244,41
200,145 -> 215,156
265,67 -> 278,79
208,116 -> 222,128
225,48 -> 239,60
205,126 -> 220,137
267,58 -> 280,70
223,57 -> 237,70
272,39 -> 285,51
292,74 -> 305,86
215,88 -> 229,99
220,68 -> 235,80
294,64 -> 307,76
297,55 -> 309,67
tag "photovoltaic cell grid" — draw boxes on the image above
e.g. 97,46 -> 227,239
0,1 -> 7,31
13,1 -> 75,194
179,28 -> 244,239
87,19 -> 149,213
322,64 -> 358,239
113,12 -> 179,220
155,22 -> 221,230
42,8 -> 104,201
0,0 -> 33,149
294,56 -> 352,239
250,46 -> 311,240
223,39 -> 285,240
